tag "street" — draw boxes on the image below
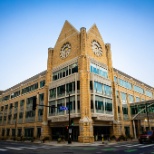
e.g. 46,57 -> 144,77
0,140 -> 154,154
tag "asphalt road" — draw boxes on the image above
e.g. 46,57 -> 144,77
0,140 -> 154,154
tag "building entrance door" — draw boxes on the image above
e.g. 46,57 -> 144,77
94,126 -> 110,141
51,126 -> 79,141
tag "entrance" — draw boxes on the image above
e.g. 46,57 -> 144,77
51,126 -> 79,141
94,126 -> 110,141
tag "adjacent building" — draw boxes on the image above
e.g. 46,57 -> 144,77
0,21 -> 154,142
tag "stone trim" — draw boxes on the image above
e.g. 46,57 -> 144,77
89,57 -> 108,69
49,73 -> 79,89
52,57 -> 78,72
90,73 -> 111,86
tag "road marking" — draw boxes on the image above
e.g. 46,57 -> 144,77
124,149 -> 137,153
140,144 -> 154,148
6,147 -> 22,150
126,144 -> 142,147
115,144 -> 131,147
0,148 -> 7,151
102,148 -> 116,151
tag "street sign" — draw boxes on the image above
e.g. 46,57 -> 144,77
60,106 -> 68,111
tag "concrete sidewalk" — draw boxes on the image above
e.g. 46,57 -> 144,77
40,139 -> 138,147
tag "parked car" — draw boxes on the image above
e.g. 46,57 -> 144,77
139,130 -> 154,143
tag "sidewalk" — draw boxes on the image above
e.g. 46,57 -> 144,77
39,139 -> 138,147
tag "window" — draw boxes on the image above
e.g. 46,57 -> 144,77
104,85 -> 112,96
121,92 -> 127,104
77,96 -> 80,112
136,97 -> 140,102
134,85 -> 144,94
66,82 -> 75,94
66,96 -> 75,113
57,85 -> 65,97
114,76 -> 117,83
53,63 -> 78,81
40,80 -> 45,88
145,90 -> 153,98
11,90 -> 20,98
105,98 -> 112,113
90,63 -> 108,79
118,78 -> 132,90
20,100 -> 24,107
57,99 -> 65,115
18,129 -> 22,137
22,83 -> 38,94
95,96 -> 104,113
49,101 -> 56,115
122,107 -> 128,114
129,95 -> 134,103
39,93 -> 44,103
19,112 -> 23,119
49,88 -> 56,99
94,81 -> 112,97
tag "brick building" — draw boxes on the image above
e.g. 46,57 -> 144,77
0,21 -> 154,142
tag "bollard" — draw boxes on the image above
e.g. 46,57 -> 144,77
102,134 -> 104,144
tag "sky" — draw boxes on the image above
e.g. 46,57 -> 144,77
0,0 -> 154,90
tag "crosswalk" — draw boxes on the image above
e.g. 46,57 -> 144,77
1,143 -> 154,152
114,143 -> 154,148
0,145 -> 56,151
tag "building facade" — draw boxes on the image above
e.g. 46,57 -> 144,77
0,21 -> 154,142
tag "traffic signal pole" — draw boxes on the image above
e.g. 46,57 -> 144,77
68,93 -> 72,144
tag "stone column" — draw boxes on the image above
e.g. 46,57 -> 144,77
78,27 -> 94,143
41,48 -> 53,140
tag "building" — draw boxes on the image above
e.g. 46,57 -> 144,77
0,21 -> 154,143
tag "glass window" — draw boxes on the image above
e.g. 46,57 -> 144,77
49,88 -> 56,99
57,99 -> 65,115
145,90 -> 153,98
122,107 -> 128,114
104,85 -> 112,96
66,82 -> 75,94
121,92 -> 127,104
90,63 -> 108,78
40,80 -> 45,88
57,85 -> 65,97
134,85 -> 144,94
128,95 -> 134,103
105,98 -> 112,113
114,76 -> 117,83
95,96 -> 104,113
136,97 -> 140,102
66,96 -> 75,113
49,101 -> 56,115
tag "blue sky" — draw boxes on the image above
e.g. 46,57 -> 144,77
0,0 -> 154,90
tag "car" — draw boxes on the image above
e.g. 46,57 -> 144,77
139,130 -> 154,143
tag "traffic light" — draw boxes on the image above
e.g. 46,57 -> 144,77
66,126 -> 68,129
32,97 -> 37,111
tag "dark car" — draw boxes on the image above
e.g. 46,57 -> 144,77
139,130 -> 154,143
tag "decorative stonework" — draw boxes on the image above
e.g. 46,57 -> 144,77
91,40 -> 102,56
60,42 -> 71,59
